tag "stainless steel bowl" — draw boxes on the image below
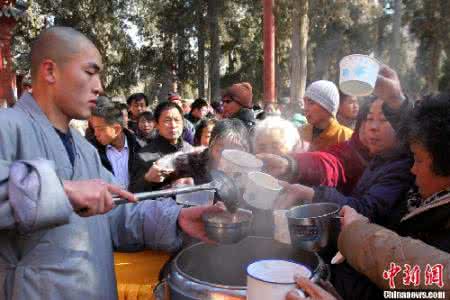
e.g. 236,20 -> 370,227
202,208 -> 253,244
287,203 -> 340,252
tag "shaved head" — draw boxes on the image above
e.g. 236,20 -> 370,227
29,26 -> 103,128
31,26 -> 96,80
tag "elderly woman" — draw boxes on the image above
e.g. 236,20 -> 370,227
260,101 -> 372,195
378,85 -> 450,252
253,116 -> 303,156
164,118 -> 250,185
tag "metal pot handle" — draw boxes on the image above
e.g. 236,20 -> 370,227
310,263 -> 329,283
292,264 -> 329,298
153,280 -> 167,300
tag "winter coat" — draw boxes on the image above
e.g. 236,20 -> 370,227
128,119 -> 139,133
129,134 -> 193,192
337,219 -> 450,292
290,132 -> 370,195
182,119 -> 195,145
0,94 -> 182,300
313,149 -> 414,227
302,118 -> 353,151
93,128 -> 141,182
185,113 -> 202,128
397,188 -> 450,253
333,189 -> 450,300
231,108 -> 256,130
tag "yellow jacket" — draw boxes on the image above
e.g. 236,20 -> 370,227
302,118 -> 353,151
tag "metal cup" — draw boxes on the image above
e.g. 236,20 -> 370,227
286,203 -> 340,252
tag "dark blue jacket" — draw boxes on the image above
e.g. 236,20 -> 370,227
313,150 -> 414,228
93,128 -> 142,177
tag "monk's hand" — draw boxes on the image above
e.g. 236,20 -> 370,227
339,205 -> 368,230
63,179 -> 137,217
177,204 -> 224,243
374,65 -> 405,110
256,153 -> 289,178
286,276 -> 337,300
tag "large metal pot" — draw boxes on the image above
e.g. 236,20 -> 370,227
287,203 -> 340,253
163,236 -> 326,300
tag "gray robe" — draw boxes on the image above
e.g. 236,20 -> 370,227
0,94 -> 182,299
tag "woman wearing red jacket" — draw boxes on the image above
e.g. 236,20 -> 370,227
259,100 -> 372,195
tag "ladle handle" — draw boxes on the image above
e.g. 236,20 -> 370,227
113,184 -> 214,205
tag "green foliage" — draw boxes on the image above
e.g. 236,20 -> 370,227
11,0 -> 450,99
12,0 -> 139,96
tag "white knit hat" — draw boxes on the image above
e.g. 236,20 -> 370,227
304,80 -> 340,117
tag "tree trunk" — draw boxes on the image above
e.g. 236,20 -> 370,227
428,42 -> 442,92
275,41 -> 282,100
197,0 -> 207,99
290,0 -> 308,105
389,0 -> 402,70
375,0 -> 388,57
421,0 -> 442,92
207,0 -> 221,102
439,0 -> 450,87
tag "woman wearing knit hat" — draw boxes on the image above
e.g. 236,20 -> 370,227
221,82 -> 256,130
302,80 -> 353,151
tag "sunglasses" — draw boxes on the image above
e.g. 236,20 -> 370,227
222,96 -> 241,106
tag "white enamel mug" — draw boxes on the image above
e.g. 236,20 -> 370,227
246,260 -> 311,300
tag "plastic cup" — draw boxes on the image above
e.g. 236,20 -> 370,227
339,54 -> 380,97
244,171 -> 282,210
221,149 -> 263,189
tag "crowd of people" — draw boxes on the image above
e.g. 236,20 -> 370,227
1,26 -> 449,300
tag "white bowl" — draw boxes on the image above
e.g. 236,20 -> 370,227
221,149 -> 263,188
339,54 -> 380,96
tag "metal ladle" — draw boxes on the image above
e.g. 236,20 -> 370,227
113,170 -> 241,212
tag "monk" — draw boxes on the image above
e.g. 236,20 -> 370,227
0,26 -> 220,299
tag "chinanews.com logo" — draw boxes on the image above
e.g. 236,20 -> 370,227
382,263 -> 447,299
